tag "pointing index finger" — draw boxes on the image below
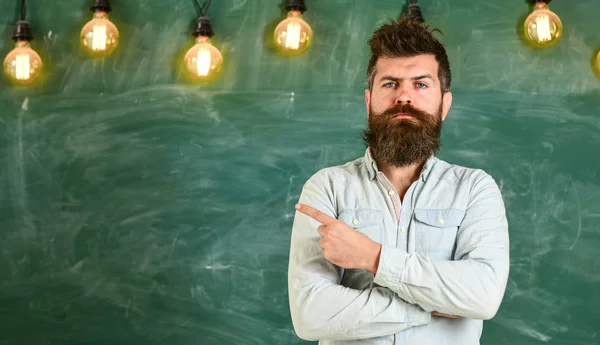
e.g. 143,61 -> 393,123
295,204 -> 337,226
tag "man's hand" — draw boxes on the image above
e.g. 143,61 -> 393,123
295,203 -> 381,272
432,311 -> 461,319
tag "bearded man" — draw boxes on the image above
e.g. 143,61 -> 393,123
288,17 -> 510,345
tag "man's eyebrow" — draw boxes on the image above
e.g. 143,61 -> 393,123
378,75 -> 400,83
411,74 -> 435,81
377,74 -> 435,83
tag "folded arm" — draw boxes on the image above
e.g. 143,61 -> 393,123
373,173 -> 510,320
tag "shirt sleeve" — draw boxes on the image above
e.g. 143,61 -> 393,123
373,172 -> 510,320
288,172 -> 431,341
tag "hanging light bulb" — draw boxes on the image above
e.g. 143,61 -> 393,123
80,0 -> 119,57
183,17 -> 223,82
594,50 -> 600,78
523,0 -> 563,48
273,0 -> 313,56
4,16 -> 43,85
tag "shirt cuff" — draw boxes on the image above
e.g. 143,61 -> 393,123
373,245 -> 407,293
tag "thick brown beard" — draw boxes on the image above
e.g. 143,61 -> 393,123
362,102 -> 443,168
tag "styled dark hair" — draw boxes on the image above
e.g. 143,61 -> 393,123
366,17 -> 451,92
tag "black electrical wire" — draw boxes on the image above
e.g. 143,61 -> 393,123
20,0 -> 26,20
406,0 -> 425,23
194,0 -> 213,17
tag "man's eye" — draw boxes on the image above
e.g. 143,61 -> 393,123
416,82 -> 427,89
383,82 -> 396,88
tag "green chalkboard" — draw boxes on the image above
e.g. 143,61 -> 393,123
1,1 -> 599,345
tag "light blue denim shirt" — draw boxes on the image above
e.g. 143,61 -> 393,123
288,148 -> 510,345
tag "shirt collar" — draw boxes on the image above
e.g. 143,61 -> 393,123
364,147 -> 437,182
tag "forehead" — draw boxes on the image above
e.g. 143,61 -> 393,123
374,55 -> 439,81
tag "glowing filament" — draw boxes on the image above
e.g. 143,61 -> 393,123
15,53 -> 30,80
285,22 -> 301,49
92,24 -> 108,51
196,49 -> 211,76
535,15 -> 551,42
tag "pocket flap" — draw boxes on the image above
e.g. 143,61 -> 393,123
339,209 -> 382,229
414,208 -> 465,227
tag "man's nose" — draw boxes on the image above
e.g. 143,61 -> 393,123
394,85 -> 412,105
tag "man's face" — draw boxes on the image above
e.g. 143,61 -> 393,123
363,55 -> 453,167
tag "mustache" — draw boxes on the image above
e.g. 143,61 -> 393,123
381,103 -> 430,120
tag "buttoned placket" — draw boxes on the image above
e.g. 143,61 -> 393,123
375,171 -> 407,249
374,170 -> 424,251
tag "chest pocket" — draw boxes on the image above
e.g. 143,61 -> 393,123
413,208 -> 465,260
338,209 -> 383,289
338,209 -> 383,244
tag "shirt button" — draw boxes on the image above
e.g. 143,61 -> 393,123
388,190 -> 395,196
400,227 -> 405,232
439,218 -> 445,224
352,218 -> 359,225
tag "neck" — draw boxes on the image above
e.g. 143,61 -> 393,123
378,160 -> 426,201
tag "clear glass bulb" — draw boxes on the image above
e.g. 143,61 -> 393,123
183,36 -> 224,82
595,51 -> 600,78
3,40 -> 43,85
523,2 -> 563,47
80,11 -> 119,56
273,10 -> 313,55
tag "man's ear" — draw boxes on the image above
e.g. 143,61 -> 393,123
441,91 -> 453,121
365,89 -> 371,118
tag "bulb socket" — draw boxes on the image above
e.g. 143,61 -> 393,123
12,20 -> 33,41
285,0 -> 307,13
406,3 -> 425,23
194,17 -> 214,38
91,0 -> 112,13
